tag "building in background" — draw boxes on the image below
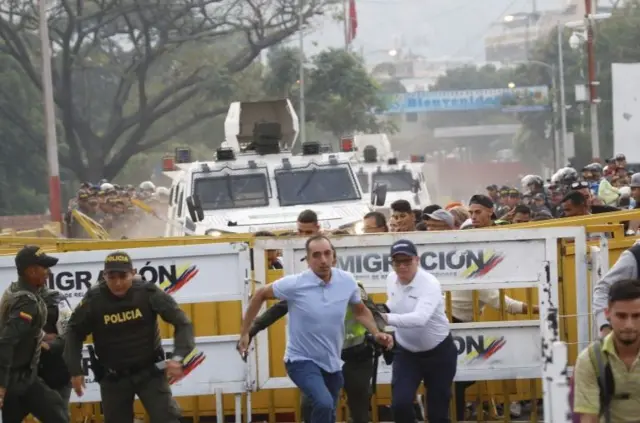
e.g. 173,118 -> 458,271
484,0 -> 615,63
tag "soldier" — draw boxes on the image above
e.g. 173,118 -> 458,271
0,245 -> 69,423
63,251 -> 196,423
242,247 -> 387,423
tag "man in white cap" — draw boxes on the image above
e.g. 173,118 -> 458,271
423,209 -> 456,231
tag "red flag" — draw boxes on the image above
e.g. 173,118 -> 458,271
346,0 -> 357,44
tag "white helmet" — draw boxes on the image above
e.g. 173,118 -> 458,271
156,186 -> 170,197
100,182 -> 114,191
521,174 -> 544,190
139,181 -> 156,192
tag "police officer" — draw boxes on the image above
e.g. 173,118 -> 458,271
63,251 -> 196,423
39,289 -> 73,405
0,245 -> 69,423
243,249 -> 386,423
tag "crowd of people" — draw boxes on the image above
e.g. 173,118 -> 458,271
64,180 -> 170,239
37,153 -> 640,422
384,160 -> 639,235
239,156 -> 640,423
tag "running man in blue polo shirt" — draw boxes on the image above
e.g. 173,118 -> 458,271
239,235 -> 392,423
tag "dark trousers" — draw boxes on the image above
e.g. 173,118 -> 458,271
452,316 -> 474,421
100,371 -> 181,423
301,357 -> 374,423
454,380 -> 475,420
286,360 -> 343,423
391,335 -> 457,423
1,375 -> 69,423
55,383 -> 72,406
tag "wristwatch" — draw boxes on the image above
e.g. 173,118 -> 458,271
171,355 -> 184,364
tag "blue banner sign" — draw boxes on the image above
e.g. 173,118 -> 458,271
382,86 -> 550,114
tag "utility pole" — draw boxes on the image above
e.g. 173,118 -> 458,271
585,0 -> 600,158
343,0 -> 349,50
38,0 -> 62,224
557,23 -> 568,167
298,0 -> 307,145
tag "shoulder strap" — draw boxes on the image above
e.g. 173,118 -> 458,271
629,243 -> 640,279
358,283 -> 386,331
591,339 -> 612,423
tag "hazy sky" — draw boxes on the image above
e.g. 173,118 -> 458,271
299,0 -> 565,63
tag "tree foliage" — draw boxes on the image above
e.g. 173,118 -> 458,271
0,53 -> 48,215
0,0 -> 334,182
514,2 -> 640,164
263,46 -> 394,137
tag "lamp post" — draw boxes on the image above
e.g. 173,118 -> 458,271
38,0 -> 62,224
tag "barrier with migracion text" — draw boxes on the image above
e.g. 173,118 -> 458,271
0,222 -> 622,422
0,242 -> 256,420
252,228 -> 587,423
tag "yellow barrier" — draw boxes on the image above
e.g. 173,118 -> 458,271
4,219 -> 636,422
0,223 -> 61,239
503,208 -> 640,231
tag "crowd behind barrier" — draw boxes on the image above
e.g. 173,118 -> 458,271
3,154 -> 640,423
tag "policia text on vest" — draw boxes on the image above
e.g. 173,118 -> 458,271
0,246 -> 69,423
63,257 -> 196,423
246,283 -> 387,423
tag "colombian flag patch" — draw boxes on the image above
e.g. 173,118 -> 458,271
18,312 -> 32,322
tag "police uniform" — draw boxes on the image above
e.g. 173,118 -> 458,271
39,290 -> 73,405
248,283 -> 385,423
0,246 -> 69,423
63,251 -> 196,423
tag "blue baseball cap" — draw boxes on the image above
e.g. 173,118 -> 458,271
390,239 -> 418,257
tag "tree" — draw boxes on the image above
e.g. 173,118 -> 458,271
262,47 -> 394,137
0,52 -> 48,215
514,2 -> 640,165
378,78 -> 406,94
0,0 -> 332,182
306,48 -> 395,137
262,46 -> 304,98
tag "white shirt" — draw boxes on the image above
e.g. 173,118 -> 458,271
450,289 -> 524,322
385,268 -> 450,352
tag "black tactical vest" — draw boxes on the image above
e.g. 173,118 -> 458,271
0,282 -> 48,370
91,282 -> 161,371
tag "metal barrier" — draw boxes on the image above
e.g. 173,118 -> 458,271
2,225 -> 634,422
254,228 -> 584,423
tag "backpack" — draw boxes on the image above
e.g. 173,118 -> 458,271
570,338 -> 614,423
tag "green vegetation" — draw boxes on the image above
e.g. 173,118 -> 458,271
0,1 -> 390,214
262,46 -> 395,138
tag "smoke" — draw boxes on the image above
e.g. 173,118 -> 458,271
108,205 -> 168,239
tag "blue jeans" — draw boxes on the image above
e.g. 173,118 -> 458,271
286,360 -> 343,423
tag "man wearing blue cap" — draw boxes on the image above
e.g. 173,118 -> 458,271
382,239 -> 457,423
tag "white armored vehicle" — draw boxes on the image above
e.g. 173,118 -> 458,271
164,99 -> 386,236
